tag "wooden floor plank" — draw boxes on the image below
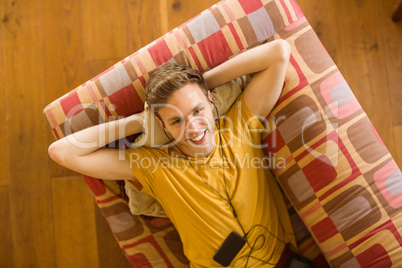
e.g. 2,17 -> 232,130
43,0 -> 87,179
381,0 -> 402,169
82,0 -> 128,61
1,0 -> 56,266
394,126 -> 402,168
0,23 -> 8,187
159,0 -> 169,34
380,0 -> 402,126
51,176 -> 100,268
166,0 -> 217,30
124,0 -> 163,54
0,187 -> 14,268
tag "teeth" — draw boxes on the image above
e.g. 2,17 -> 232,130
190,131 -> 205,142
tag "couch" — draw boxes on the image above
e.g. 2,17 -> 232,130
43,0 -> 402,266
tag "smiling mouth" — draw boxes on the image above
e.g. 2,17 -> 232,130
187,130 -> 207,142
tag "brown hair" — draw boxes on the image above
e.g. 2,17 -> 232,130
145,62 -> 208,113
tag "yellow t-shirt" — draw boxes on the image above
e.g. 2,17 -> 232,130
125,94 -> 296,267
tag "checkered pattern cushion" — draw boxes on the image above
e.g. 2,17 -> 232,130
43,0 -> 402,267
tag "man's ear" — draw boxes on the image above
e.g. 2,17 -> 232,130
155,116 -> 165,129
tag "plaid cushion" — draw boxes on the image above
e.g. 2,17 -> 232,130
44,0 -> 402,267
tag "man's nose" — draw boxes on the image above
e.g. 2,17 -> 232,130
187,117 -> 202,130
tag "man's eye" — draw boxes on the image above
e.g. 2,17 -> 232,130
172,119 -> 182,125
194,108 -> 202,114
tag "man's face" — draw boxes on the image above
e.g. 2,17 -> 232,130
157,84 -> 216,158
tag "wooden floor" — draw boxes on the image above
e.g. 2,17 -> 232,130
0,0 -> 400,267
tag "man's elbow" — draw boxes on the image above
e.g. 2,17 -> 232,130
48,142 -> 66,165
275,39 -> 291,62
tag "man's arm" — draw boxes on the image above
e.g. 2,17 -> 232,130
203,39 -> 290,118
48,112 -> 144,180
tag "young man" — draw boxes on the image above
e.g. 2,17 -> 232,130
49,40 -> 298,267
